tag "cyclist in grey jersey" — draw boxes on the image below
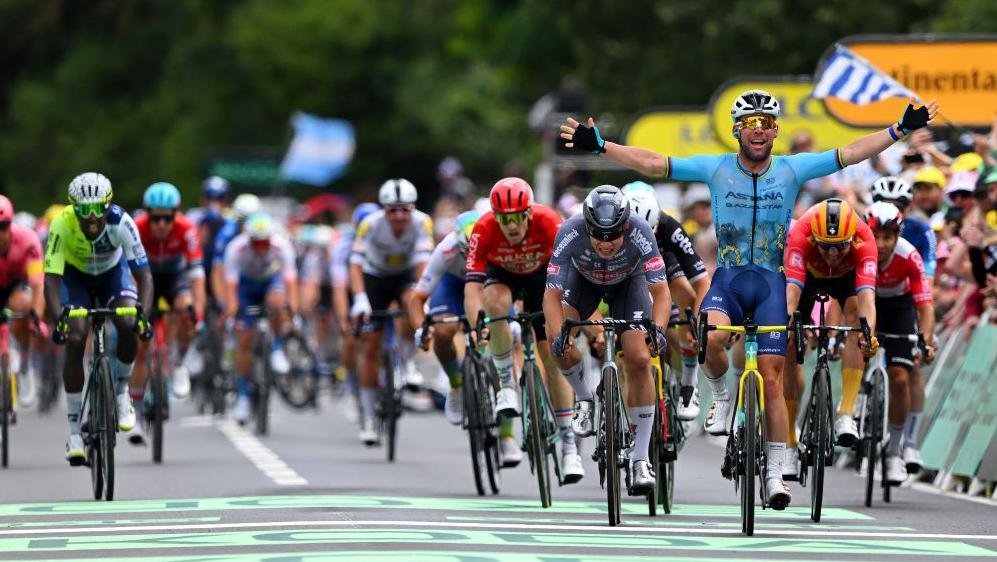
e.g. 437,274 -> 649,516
543,186 -> 671,493
562,90 -> 939,509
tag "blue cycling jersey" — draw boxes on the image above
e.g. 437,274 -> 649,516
667,150 -> 846,272
212,219 -> 240,266
901,216 -> 937,277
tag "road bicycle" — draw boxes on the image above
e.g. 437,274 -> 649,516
483,310 -> 561,508
421,314 -> 501,495
702,314 -> 786,536
791,294 -> 867,522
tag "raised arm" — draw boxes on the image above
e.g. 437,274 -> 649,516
840,100 -> 939,166
560,117 -> 668,177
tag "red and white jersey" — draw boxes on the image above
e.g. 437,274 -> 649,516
134,212 -> 204,277
465,205 -> 561,282
0,224 -> 43,288
877,237 -> 931,304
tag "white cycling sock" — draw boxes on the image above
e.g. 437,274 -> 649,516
766,441 -> 785,480
887,424 -> 904,457
359,387 -> 377,420
903,412 -> 923,448
560,362 -> 591,401
630,405 -> 655,464
706,374 -> 729,401
557,409 -> 576,456
66,392 -> 83,434
680,345 -> 699,387
492,349 -> 514,388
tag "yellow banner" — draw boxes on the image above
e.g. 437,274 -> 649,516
623,110 -> 727,157
822,36 -> 997,127
709,77 -> 877,154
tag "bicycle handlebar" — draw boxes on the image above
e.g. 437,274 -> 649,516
352,308 -> 407,337
419,314 -> 472,349
793,312 -> 870,364
697,320 -> 788,365
66,306 -> 139,319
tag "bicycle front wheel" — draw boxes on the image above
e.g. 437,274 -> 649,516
151,352 -> 166,464
482,360 -> 502,495
462,356 -> 486,495
810,366 -> 829,522
1,354 -> 10,468
524,361 -> 551,508
865,372 -> 883,508
255,335 -> 272,436
741,374 -> 758,536
604,364 -> 621,526
98,357 -> 116,501
382,349 -> 400,463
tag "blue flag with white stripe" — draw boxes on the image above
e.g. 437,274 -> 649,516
279,112 -> 355,186
813,44 -> 918,105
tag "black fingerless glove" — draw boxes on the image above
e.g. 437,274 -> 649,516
572,123 -> 607,154
897,103 -> 931,135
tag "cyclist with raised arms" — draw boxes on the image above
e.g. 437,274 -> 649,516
868,175 -> 937,473
782,198 -> 879,478
544,185 -> 671,492
349,180 -> 433,446
44,173 -> 153,464
623,182 -> 708,420
221,212 -> 299,425
562,90 -> 938,508
864,201 -> 936,486
464,178 -> 582,482
133,182 -> 206,405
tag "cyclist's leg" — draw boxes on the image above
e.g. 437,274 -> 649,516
59,271 -> 91,459
7,284 -> 34,405
836,295 -> 864,444
264,278 -> 289,372
105,261 -> 140,431
698,268 -> 740,433
356,272 -> 400,438
427,273 -> 464,392
784,286 -> 816,450
232,275 -> 268,421
613,277 -> 655,468
904,358 -> 925,467
481,281 -> 514,390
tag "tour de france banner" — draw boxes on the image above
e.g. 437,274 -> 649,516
708,76 -> 877,154
816,34 -> 997,128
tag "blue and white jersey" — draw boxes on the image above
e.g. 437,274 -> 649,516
900,216 -> 937,277
665,150 -> 846,272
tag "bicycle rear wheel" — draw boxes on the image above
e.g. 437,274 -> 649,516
810,366 -> 829,522
275,333 -> 319,409
383,349 -> 400,462
1,355 -> 10,468
525,362 -> 551,508
482,361 -> 502,495
741,375 -> 758,536
98,357 -> 116,501
864,372 -> 883,508
604,364 -> 621,526
648,398 -> 661,516
462,357 -> 486,495
150,351 -> 166,464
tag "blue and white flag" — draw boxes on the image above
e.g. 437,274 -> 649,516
279,112 -> 355,186
812,44 -> 918,105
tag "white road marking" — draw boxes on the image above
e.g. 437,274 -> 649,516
216,420 -> 307,486
0,519 -> 994,540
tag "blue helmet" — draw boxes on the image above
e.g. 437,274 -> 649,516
143,182 -> 182,210
352,202 -> 381,227
202,176 -> 230,199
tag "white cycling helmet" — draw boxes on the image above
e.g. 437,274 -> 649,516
232,193 -> 261,220
378,179 -> 418,206
68,172 -> 113,205
870,176 -> 913,205
622,184 -> 660,230
731,89 -> 780,122
864,201 -> 904,232
244,212 -> 274,241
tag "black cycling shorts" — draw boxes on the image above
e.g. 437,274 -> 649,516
799,271 -> 856,320
363,271 -> 413,331
563,270 -> 652,332
483,265 -> 547,341
876,293 -> 917,369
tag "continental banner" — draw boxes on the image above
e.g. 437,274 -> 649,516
707,77 -> 877,154
820,34 -> 997,127
623,108 -> 727,158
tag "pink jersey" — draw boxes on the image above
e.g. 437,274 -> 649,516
0,224 -> 43,288
877,237 -> 931,305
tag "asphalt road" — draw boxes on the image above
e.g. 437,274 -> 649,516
0,377 -> 993,562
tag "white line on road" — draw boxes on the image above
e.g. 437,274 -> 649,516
216,420 -> 307,486
0,519 -> 994,541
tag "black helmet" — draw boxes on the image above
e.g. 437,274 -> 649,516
583,185 -> 630,241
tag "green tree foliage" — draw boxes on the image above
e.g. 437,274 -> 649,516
0,0 -> 990,213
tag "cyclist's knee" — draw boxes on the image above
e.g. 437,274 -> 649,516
888,366 -> 910,389
706,329 -> 729,353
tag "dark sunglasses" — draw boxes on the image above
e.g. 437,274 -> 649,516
149,213 -> 175,224
816,240 -> 851,252
0,221 -> 10,231
386,206 -> 412,215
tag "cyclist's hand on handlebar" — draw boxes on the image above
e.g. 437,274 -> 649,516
652,325 -> 668,356
350,292 -> 372,320
551,331 -> 571,358
136,309 -> 153,342
923,335 -> 937,364
858,334 -> 879,358
414,326 -> 431,351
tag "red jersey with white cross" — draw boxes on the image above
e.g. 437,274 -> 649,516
465,204 -> 561,282
877,237 -> 931,305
